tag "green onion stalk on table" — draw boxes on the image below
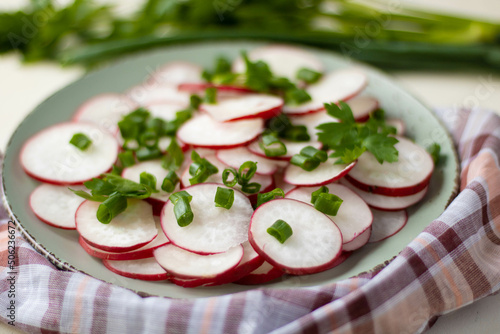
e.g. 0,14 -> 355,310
1,0 -> 499,70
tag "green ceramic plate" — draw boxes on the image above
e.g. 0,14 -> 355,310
2,41 -> 459,299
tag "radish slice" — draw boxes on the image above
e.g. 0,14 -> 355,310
200,94 -> 283,122
232,44 -> 324,81
73,93 -> 138,135
20,122 -> 119,185
146,101 -> 188,122
247,139 -> 322,161
284,157 -> 356,186
340,178 -> 429,211
386,118 -> 406,136
29,184 -> 86,230
347,96 -> 379,122
345,136 -> 434,196
76,199 -> 157,252
285,183 -> 373,244
154,243 -> 243,280
283,69 -> 368,115
161,184 -> 253,254
289,110 -> 337,139
177,114 -> 264,149
342,227 -> 371,251
234,261 -> 284,285
178,83 -> 253,94
149,61 -> 203,86
103,258 -> 168,281
216,147 -> 279,175
274,171 -> 295,194
369,209 -> 408,243
249,199 -> 343,275
228,241 -> 265,282
127,84 -> 191,106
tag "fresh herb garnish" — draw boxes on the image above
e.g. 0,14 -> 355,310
296,68 -> 322,84
268,113 -> 310,142
310,186 -> 343,216
427,143 -> 441,165
222,161 -> 261,194
204,87 -> 217,104
161,138 -> 184,171
169,191 -> 194,227
290,146 -> 328,171
161,171 -> 180,193
267,219 -> 293,244
259,132 -> 287,157
69,133 -> 92,151
118,151 -> 136,168
188,151 -> 219,185
256,188 -> 285,208
214,187 -> 234,209
139,172 -> 158,193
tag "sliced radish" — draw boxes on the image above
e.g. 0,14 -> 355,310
178,83 -> 253,94
73,93 -> 138,135
369,209 -> 408,243
342,227 -> 371,252
386,118 -> 406,136
216,147 -> 279,175
283,69 -> 368,115
227,241 -> 265,282
154,243 -> 243,281
29,184 -> 86,230
345,136 -> 434,196
284,157 -> 356,186
232,44 -> 324,82
289,110 -> 337,140
103,258 -> 168,281
126,84 -> 191,106
249,199 -> 343,275
148,61 -> 203,86
347,95 -> 379,122
340,178 -> 429,211
146,101 -> 189,122
76,199 -> 157,252
157,136 -> 188,153
161,184 -> 253,254
200,94 -> 283,122
274,171 -> 295,194
20,122 -> 119,185
234,261 -> 284,285
177,114 -> 264,149
285,183 -> 373,244
247,138 -> 322,161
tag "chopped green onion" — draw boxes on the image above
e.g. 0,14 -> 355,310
118,119 -> 141,140
118,151 -> 135,167
284,87 -> 311,105
139,172 -> 158,193
69,133 -> 92,151
290,154 -> 321,171
296,68 -> 322,84
69,188 -> 107,202
238,161 -> 258,184
256,188 -> 285,208
241,182 -> 261,194
103,174 -> 151,199
161,171 -> 179,193
188,151 -> 218,185
314,193 -> 343,216
222,168 -> 238,187
84,178 -> 116,196
427,143 -> 441,165
267,219 -> 293,244
259,132 -> 287,157
190,94 -> 202,110
96,192 -> 128,224
214,187 -> 234,209
311,186 -> 329,204
283,125 -> 310,142
139,129 -> 159,147
135,146 -> 162,161
205,87 -> 217,104
169,190 -> 193,204
109,165 -> 123,176
161,139 -> 184,171
300,146 -> 328,162
173,197 -> 194,227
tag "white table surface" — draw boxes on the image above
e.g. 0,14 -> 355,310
1,1 -> 500,333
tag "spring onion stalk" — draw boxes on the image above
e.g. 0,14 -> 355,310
311,186 -> 329,204
140,172 -> 158,193
69,133 -> 92,151
256,188 -> 285,208
222,168 -> 238,187
170,191 -> 194,226
296,68 -> 322,84
214,187 -> 234,209
161,171 -> 180,193
118,151 -> 136,168
96,193 -> 128,224
259,132 -> 287,157
267,219 -> 293,244
314,193 -> 343,216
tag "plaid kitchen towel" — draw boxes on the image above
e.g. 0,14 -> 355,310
1,107 -> 500,334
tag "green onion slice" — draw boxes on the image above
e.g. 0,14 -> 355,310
241,182 -> 261,194
259,132 -> 287,157
118,151 -> 135,168
267,219 -> 293,244
290,154 -> 321,171
238,161 -> 258,184
139,172 -> 158,193
427,143 -> 441,165
161,138 -> 184,171
214,187 -> 234,209
300,146 -> 328,162
69,133 -> 92,151
188,151 -> 219,185
135,146 -> 162,161
169,190 -> 193,204
205,87 -> 217,104
161,171 -> 179,193
314,193 -> 343,216
96,192 -> 128,224
296,68 -> 322,84
256,188 -> 285,208
311,186 -> 329,204
222,168 -> 238,187
285,87 -> 311,105
173,197 -> 194,227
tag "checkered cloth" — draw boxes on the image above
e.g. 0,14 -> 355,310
1,107 -> 500,334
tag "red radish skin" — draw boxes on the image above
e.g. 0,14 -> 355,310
177,114 -> 264,149
369,209 -> 408,243
234,261 -> 284,285
283,69 -> 368,115
249,199 -> 343,275
345,136 -> 434,196
76,199 -> 158,253
247,139 -> 323,161
342,227 -> 372,252
283,158 -> 356,186
340,178 -> 429,211
226,241 -> 266,283
285,183 -> 373,244
161,184 -> 254,254
154,243 -> 243,281
29,184 -> 86,230
216,147 -> 279,176
73,93 -> 138,135
200,94 -> 283,122
103,258 -> 169,281
20,122 -> 119,185
178,83 -> 253,94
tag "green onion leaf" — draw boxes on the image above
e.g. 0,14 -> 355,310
311,186 -> 329,204
205,87 -> 217,104
214,187 -> 234,209
222,168 -> 238,187
256,188 -> 285,208
69,189 -> 108,202
103,174 -> 151,199
259,132 -> 287,157
300,146 -> 328,162
169,190 -> 193,204
173,197 -> 194,227
296,68 -> 322,84
84,178 -> 116,196
283,125 -> 310,142
139,129 -> 159,148
96,192 -> 128,224
427,143 -> 441,165
267,219 -> 293,244
139,172 -> 158,193
161,171 -> 179,193
314,193 -> 343,216
135,146 -> 162,161
290,154 -> 321,171
161,138 -> 184,171
190,94 -> 202,110
188,151 -> 219,185
118,151 -> 135,167
238,161 -> 258,184
284,87 -> 311,105
69,133 -> 92,151
241,182 -> 261,194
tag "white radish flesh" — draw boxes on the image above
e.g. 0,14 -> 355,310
285,184 -> 373,244
149,61 -> 203,86
29,184 -> 86,230
283,69 -> 368,115
342,227 -> 371,252
200,94 -> 283,122
347,95 -> 379,122
284,158 -> 356,186
20,122 -> 119,185
161,184 -> 253,254
216,147 -> 279,175
154,243 -> 243,279
146,101 -> 189,122
249,199 -> 343,275
346,136 -> 434,196
247,139 -> 322,161
76,199 -> 157,252
177,114 -> 264,149
178,83 -> 253,94
103,258 -> 168,281
127,84 -> 191,106
369,209 -> 408,243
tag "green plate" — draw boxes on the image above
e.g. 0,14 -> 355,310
1,41 -> 459,299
